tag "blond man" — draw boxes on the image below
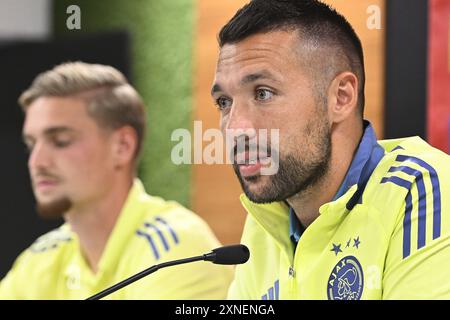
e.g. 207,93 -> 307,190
0,62 -> 233,299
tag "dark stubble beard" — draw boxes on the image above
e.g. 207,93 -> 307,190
36,197 -> 72,220
233,115 -> 332,204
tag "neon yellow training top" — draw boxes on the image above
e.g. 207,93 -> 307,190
0,179 -> 233,299
228,122 -> 450,300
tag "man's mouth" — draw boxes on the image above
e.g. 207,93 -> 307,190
235,152 -> 271,177
238,161 -> 263,177
34,179 -> 59,191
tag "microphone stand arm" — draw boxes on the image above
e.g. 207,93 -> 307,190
87,255 -> 206,300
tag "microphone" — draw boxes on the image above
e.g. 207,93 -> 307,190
86,244 -> 249,300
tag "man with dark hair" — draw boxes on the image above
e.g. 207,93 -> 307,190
212,0 -> 450,299
0,62 -> 233,299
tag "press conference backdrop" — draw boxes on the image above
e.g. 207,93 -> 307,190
0,32 -> 131,278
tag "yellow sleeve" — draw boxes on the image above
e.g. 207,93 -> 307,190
0,252 -> 29,299
122,209 -> 234,300
227,275 -> 251,300
382,171 -> 450,299
226,215 -> 258,300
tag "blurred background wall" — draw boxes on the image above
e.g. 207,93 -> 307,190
0,0 -> 448,278
54,0 -> 195,209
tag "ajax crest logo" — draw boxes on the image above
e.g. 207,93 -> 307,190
327,256 -> 364,300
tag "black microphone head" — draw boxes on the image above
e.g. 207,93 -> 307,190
205,244 -> 250,265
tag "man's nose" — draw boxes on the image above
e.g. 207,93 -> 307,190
28,142 -> 52,171
223,101 -> 257,135
222,102 -> 259,158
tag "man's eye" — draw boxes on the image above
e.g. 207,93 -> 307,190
255,88 -> 274,101
24,143 -> 33,153
53,140 -> 71,148
215,96 -> 233,110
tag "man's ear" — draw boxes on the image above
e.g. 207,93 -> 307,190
111,126 -> 138,169
327,71 -> 359,124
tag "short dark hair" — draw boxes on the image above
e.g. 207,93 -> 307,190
219,0 -> 365,114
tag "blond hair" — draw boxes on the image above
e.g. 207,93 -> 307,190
19,61 -> 146,160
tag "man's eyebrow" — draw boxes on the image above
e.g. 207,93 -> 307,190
42,127 -> 76,136
22,126 -> 76,142
211,84 -> 223,96
240,71 -> 280,86
211,71 -> 280,96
